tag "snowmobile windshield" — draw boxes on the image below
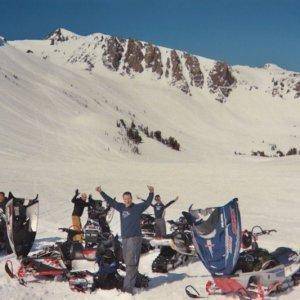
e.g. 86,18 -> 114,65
190,198 -> 241,276
194,208 -> 220,236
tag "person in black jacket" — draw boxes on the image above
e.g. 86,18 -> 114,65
138,194 -> 178,238
71,189 -> 88,242
96,185 -> 154,295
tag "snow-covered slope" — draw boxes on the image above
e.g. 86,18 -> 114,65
0,31 -> 299,299
11,28 -> 300,103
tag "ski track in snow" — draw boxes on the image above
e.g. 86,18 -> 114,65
0,35 -> 299,299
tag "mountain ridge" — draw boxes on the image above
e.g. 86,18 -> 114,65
9,27 -> 299,103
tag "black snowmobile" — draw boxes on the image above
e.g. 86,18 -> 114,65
152,216 -> 197,273
87,195 -> 112,233
5,192 -> 39,258
0,207 -> 12,254
139,213 -> 155,254
140,213 -> 155,239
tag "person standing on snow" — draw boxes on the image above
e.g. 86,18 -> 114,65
71,189 -> 88,242
96,185 -> 154,294
138,194 -> 178,238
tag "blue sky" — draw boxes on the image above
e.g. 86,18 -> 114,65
1,0 -> 299,71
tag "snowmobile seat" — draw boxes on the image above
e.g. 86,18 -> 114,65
271,247 -> 298,266
69,242 -> 84,259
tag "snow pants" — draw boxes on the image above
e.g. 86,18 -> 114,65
122,236 -> 142,294
155,218 -> 167,238
71,215 -> 83,242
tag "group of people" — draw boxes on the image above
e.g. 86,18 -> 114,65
0,188 -> 179,295
70,185 -> 178,294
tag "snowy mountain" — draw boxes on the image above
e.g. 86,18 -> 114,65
0,29 -> 300,299
11,28 -> 300,103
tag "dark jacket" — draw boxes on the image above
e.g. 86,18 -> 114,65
147,199 -> 176,219
72,196 -> 88,217
100,191 -> 154,238
0,197 -> 8,213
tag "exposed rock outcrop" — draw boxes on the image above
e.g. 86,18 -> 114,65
184,53 -> 204,88
294,81 -> 300,99
208,62 -> 236,102
170,50 -> 190,94
144,44 -> 163,78
123,39 -> 144,74
47,28 -> 78,45
102,37 -> 124,71
42,29 -> 241,101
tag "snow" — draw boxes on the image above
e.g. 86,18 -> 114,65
0,33 -> 299,299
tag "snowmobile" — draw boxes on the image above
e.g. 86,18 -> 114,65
87,195 -> 113,233
141,213 -> 155,239
139,213 -> 155,254
5,197 -> 120,282
5,192 -> 39,258
68,246 -> 150,293
81,195 -> 115,248
152,216 -> 197,273
4,229 -> 149,292
4,226 -> 122,285
0,207 -> 8,253
4,227 -> 75,285
184,198 -> 300,299
53,226 -> 122,270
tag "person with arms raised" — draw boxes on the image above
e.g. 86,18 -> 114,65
71,189 -> 88,242
138,194 -> 178,238
96,185 -> 154,294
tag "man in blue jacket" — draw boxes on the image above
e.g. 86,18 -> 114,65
96,185 -> 154,294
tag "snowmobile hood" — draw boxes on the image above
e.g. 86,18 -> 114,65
189,198 -> 242,276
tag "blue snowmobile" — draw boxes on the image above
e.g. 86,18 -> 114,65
184,198 -> 300,299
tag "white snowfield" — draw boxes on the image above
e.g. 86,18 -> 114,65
0,30 -> 299,299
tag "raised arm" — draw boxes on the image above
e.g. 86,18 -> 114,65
71,189 -> 79,203
96,186 -> 123,212
165,196 -> 179,208
137,195 -> 154,207
139,186 -> 154,212
104,204 -> 111,214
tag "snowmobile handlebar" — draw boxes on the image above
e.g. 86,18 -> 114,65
251,226 -> 277,237
58,227 -> 83,234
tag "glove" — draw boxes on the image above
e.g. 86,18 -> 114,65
75,189 -> 79,197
